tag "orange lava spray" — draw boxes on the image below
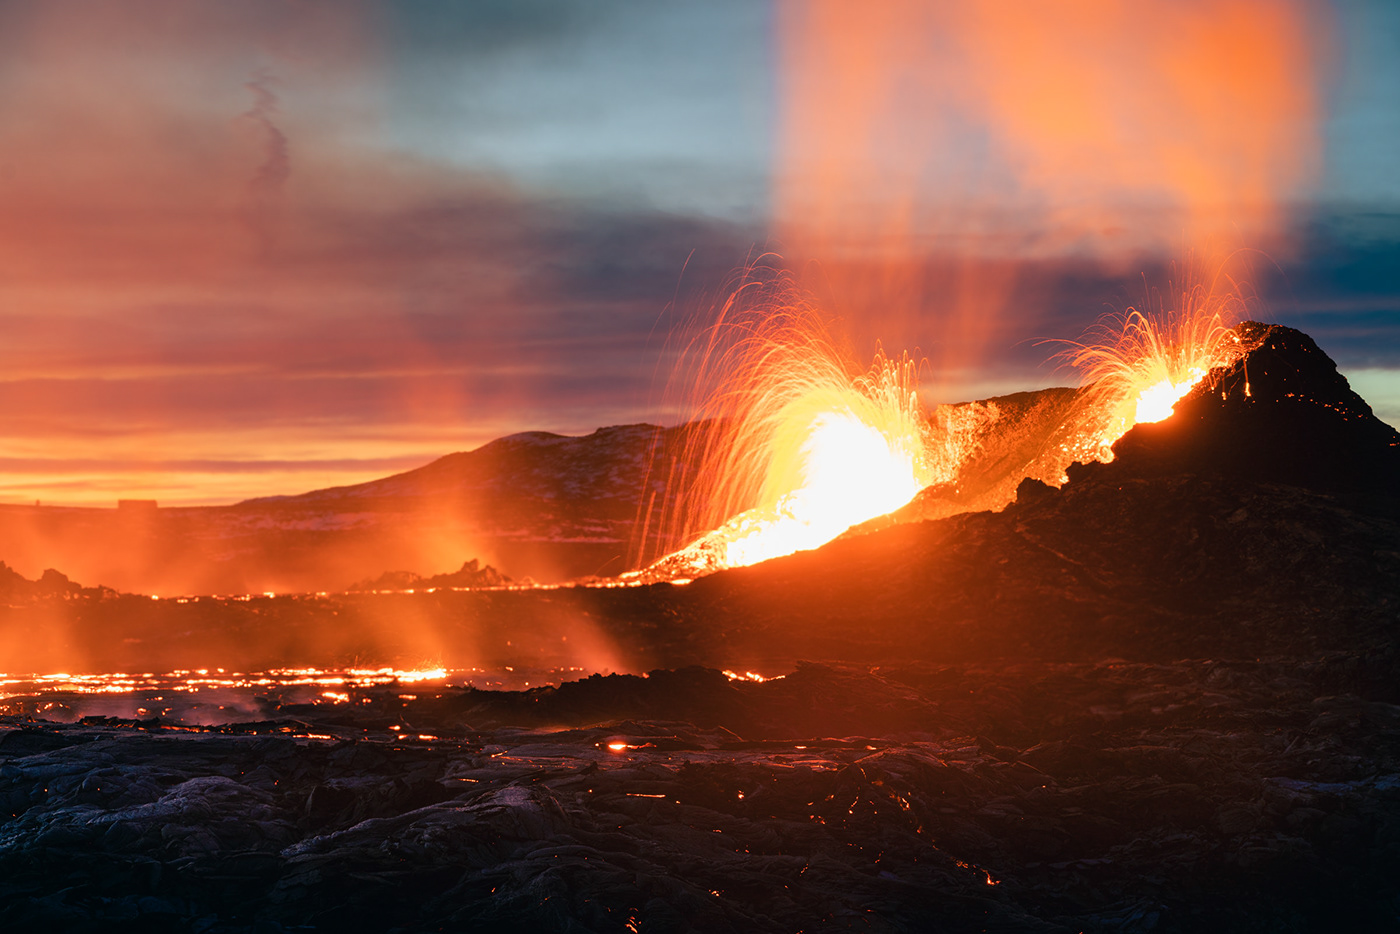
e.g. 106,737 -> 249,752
1059,267 -> 1258,455
635,266 -> 939,578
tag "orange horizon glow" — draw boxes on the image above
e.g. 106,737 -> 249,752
0,1 -> 1332,519
0,429 -> 524,509
0,2 -> 667,509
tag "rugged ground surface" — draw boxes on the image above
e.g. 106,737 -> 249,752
2,656 -> 1398,933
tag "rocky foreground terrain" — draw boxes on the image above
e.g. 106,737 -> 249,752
1,324 -> 1398,932
3,656 -> 1397,934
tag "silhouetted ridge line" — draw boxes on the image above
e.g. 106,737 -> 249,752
1088,321 -> 1400,492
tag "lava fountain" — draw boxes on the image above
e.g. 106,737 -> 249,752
1062,274 -> 1254,455
696,353 -> 932,570
634,272 -> 939,579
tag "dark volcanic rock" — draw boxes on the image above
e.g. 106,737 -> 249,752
1101,321 -> 1400,493
0,728 -> 90,757
430,662 -> 938,736
3,657 -> 1398,933
0,562 -> 86,601
348,558 -> 511,592
642,474 -> 1400,677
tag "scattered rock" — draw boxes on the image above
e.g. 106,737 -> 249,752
348,558 -> 511,592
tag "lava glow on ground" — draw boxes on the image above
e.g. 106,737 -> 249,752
0,667 -> 592,725
0,665 -> 796,731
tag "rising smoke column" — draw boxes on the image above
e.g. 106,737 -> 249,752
241,69 -> 291,255
774,0 -> 1324,382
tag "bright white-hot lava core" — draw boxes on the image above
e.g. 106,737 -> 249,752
635,279 -> 937,579
646,351 -> 936,578
713,407 -> 928,569
1132,369 -> 1211,425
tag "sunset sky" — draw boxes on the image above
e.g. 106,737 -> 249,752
0,0 -> 1396,506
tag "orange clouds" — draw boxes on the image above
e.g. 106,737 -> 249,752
0,1 -> 725,506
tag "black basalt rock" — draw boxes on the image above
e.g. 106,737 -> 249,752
0,729 -> 91,756
1085,322 -> 1400,494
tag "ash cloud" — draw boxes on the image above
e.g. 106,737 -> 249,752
241,69 -> 290,252
772,0 -> 1330,380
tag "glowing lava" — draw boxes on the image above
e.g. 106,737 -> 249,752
712,408 -> 927,568
1063,280 -> 1250,453
649,354 -> 934,578
1132,369 -> 1211,425
635,276 -> 938,579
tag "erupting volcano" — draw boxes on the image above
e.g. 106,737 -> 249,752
1063,275 -> 1254,453
4,317 -> 1398,933
632,266 -> 1254,582
3,0 -> 1397,931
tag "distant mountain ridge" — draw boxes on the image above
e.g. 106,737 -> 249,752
0,424 -> 697,595
244,424 -> 672,508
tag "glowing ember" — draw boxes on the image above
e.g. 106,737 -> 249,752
721,670 -> 783,683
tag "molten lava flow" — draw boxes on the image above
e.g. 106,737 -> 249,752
722,670 -> 783,683
712,407 -> 928,568
733,411 -> 918,565
636,277 -> 939,579
662,354 -> 934,577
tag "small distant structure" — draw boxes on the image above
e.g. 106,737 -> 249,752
117,499 -> 158,513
